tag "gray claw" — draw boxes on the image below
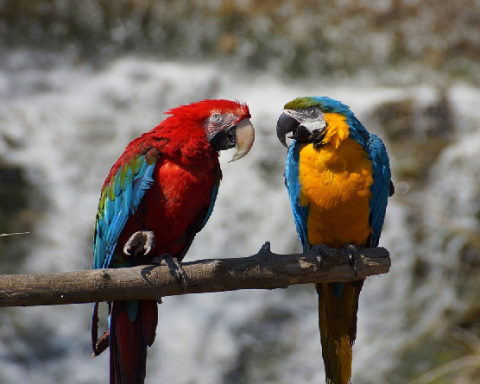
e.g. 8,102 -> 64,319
309,244 -> 336,269
341,244 -> 358,277
123,230 -> 155,256
153,254 -> 188,292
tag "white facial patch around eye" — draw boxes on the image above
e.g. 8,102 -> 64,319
205,113 -> 240,139
210,113 -> 223,124
300,108 -> 326,133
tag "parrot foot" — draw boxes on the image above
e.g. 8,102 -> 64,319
309,244 -> 337,270
153,255 -> 188,292
123,230 -> 155,256
341,243 -> 359,277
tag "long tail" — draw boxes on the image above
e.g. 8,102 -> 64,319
109,300 -> 158,384
316,280 -> 364,384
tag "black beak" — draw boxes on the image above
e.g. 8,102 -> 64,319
276,113 -> 311,148
210,126 -> 237,151
276,113 -> 298,148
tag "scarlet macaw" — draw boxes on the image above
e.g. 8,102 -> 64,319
92,99 -> 255,384
276,96 -> 393,384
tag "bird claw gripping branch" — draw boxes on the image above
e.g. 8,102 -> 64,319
152,254 -> 189,292
341,244 -> 359,278
308,244 -> 338,270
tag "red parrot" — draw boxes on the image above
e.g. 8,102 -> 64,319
91,99 -> 255,384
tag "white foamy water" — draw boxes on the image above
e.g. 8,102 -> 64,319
1,50 -> 479,384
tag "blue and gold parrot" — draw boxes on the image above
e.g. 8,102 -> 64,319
276,96 -> 394,384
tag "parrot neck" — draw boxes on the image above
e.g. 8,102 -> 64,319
318,112 -> 351,150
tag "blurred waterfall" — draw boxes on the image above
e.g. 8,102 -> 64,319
1,2 -> 480,381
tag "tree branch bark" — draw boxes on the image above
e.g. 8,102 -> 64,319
0,243 -> 390,307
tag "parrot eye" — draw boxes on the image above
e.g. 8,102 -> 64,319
306,107 -> 318,117
210,113 -> 223,123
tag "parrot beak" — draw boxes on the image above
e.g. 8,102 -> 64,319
276,112 -> 300,148
277,111 -> 324,148
229,118 -> 255,162
209,118 -> 255,162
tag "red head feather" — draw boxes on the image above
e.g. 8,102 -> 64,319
165,99 -> 251,121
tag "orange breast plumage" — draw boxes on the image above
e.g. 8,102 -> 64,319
297,136 -> 373,248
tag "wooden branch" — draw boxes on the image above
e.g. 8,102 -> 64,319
0,243 -> 390,307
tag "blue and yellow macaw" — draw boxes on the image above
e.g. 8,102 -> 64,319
276,97 -> 394,384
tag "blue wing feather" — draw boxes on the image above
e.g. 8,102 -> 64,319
285,140 -> 310,252
93,156 -> 156,270
199,179 -> 220,231
366,133 -> 391,246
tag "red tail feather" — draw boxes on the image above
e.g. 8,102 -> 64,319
110,300 -> 158,384
140,300 -> 158,347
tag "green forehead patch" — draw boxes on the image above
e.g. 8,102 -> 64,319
284,97 -> 318,110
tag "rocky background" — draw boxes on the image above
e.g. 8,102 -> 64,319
1,1 -> 480,383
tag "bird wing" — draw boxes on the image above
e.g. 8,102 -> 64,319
93,146 -> 159,270
366,133 -> 392,247
285,140 -> 310,252
198,175 -> 221,231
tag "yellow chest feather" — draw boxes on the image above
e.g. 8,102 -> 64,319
298,135 -> 373,248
